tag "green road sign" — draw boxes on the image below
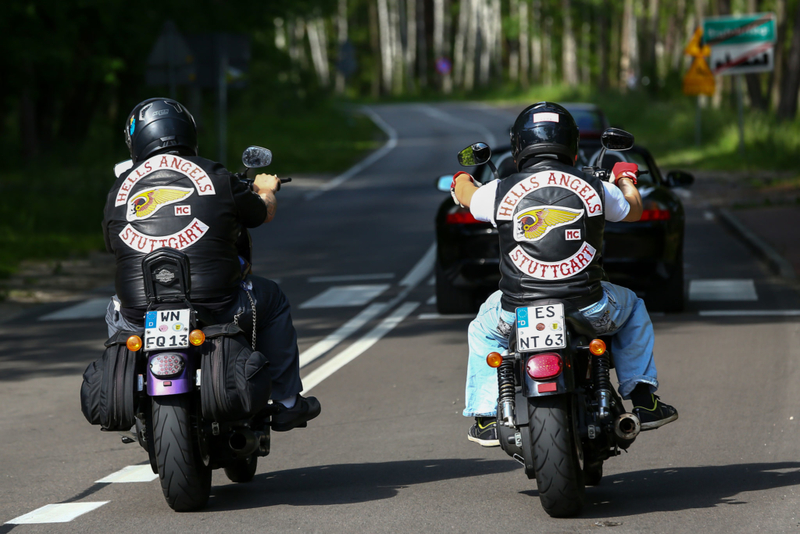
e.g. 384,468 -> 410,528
703,13 -> 776,46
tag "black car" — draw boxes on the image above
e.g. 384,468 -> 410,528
434,142 -> 694,314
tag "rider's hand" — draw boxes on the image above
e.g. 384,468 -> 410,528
253,173 -> 280,193
610,162 -> 638,185
451,171 -> 476,206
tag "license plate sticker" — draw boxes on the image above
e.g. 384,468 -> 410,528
144,309 -> 191,350
516,304 -> 566,352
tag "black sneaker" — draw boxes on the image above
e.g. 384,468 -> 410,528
633,394 -> 678,430
271,395 -> 321,432
467,417 -> 500,447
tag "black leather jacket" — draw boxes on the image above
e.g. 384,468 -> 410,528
495,158 -> 607,311
103,153 -> 267,318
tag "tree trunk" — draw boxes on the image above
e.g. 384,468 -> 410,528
519,0 -> 529,88
377,0 -> 393,93
464,0 -> 478,91
453,0 -> 470,89
531,0 -> 542,83
580,19 -> 590,85
777,0 -> 800,119
620,0 -> 633,90
406,0 -> 417,93
509,0 -> 520,83
598,0 -> 610,90
369,0 -> 382,98
416,0 -> 427,88
307,18 -> 330,87
335,0 -> 348,94
562,0 -> 578,86
544,16 -> 555,85
645,0 -> 659,91
768,0 -> 786,110
479,0 -> 492,86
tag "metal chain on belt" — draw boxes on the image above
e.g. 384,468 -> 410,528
232,287 -> 257,351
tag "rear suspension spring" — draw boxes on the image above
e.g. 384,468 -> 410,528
497,358 -> 516,426
592,351 -> 613,420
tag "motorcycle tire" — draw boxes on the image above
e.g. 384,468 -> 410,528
224,454 -> 258,483
529,395 -> 585,518
152,394 -> 212,512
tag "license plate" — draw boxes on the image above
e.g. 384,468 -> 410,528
516,304 -> 566,352
144,309 -> 191,350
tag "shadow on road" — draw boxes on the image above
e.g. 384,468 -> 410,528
562,461 -> 800,518
207,458 -> 519,511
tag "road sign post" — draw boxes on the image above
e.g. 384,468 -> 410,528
703,13 -> 776,156
683,27 -> 715,146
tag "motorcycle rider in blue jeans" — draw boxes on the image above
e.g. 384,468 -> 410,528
103,97 -> 320,432
451,102 -> 678,446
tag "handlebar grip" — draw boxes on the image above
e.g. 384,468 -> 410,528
280,177 -> 292,184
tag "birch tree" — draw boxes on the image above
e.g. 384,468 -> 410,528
562,0 -> 579,86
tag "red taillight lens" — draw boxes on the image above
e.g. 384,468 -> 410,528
445,209 -> 482,224
639,209 -> 670,221
149,353 -> 186,378
526,353 -> 563,380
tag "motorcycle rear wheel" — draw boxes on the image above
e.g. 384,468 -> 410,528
224,454 -> 258,483
152,394 -> 212,512
529,395 -> 585,518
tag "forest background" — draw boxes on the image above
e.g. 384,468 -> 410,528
1,0 -> 799,279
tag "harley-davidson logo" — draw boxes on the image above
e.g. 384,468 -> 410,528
154,268 -> 176,284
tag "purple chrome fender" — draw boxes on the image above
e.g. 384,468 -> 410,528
146,351 -> 196,396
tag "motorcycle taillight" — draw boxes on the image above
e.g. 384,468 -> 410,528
150,353 -> 186,378
526,353 -> 563,380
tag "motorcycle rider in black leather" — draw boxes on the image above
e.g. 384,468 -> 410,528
102,97 -> 320,432
452,102 -> 677,446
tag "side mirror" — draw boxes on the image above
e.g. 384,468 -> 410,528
666,170 -> 694,188
601,128 -> 635,151
458,142 -> 492,166
436,175 -> 452,192
242,146 -> 273,168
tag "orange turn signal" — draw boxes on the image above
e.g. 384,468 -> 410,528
589,339 -> 607,356
189,329 -> 206,346
486,352 -> 503,368
126,335 -> 143,352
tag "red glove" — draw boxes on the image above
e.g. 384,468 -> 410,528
450,171 -> 476,206
610,162 -> 638,185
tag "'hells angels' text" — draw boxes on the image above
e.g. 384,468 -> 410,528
496,171 -> 602,221
115,155 -> 216,207
509,243 -> 597,280
119,218 -> 209,253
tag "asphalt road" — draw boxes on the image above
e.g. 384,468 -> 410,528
3,102 -> 800,533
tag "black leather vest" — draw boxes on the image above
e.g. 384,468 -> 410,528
494,159 -> 606,311
103,154 -> 252,309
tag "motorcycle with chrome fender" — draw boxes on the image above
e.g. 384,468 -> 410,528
457,129 -> 643,518
80,146 -> 289,512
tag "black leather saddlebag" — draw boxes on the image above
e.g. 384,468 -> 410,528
80,330 -> 139,431
200,324 -> 270,422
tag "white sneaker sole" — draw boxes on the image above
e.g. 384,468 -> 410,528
639,412 -> 679,431
467,434 -> 500,447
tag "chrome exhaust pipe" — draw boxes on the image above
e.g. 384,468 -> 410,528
613,413 -> 641,449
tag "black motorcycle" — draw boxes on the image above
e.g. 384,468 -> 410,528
82,146 -> 289,512
457,129 -> 643,518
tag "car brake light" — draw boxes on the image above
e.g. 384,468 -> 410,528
526,353 -> 563,380
445,209 -> 482,224
639,209 -> 670,221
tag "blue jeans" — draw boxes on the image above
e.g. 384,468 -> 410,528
463,282 -> 658,417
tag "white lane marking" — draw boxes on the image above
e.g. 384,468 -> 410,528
417,105 -> 498,146
689,279 -> 758,301
301,302 -> 420,394
428,275 -> 435,286
418,313 -> 474,320
95,465 -> 158,483
299,284 -> 390,309
6,502 -> 109,524
699,310 -> 800,317
38,297 -> 110,321
300,303 -> 387,368
426,295 -> 436,305
703,211 -> 715,221
305,107 -> 398,201
400,243 -> 437,287
309,273 -> 394,283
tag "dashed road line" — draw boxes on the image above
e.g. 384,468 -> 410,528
38,297 -> 110,321
308,273 -> 394,283
5,502 -> 109,524
418,313 -> 474,320
95,465 -> 158,483
688,279 -> 758,301
399,242 -> 436,287
299,284 -> 390,309
699,310 -> 800,317
299,303 -> 387,368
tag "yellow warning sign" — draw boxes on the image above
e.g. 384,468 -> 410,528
683,27 -> 716,96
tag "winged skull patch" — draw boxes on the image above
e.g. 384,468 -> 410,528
514,206 -> 583,242
127,187 -> 194,222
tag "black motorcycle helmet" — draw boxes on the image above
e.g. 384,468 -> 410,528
510,102 -> 579,170
124,98 -> 198,163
